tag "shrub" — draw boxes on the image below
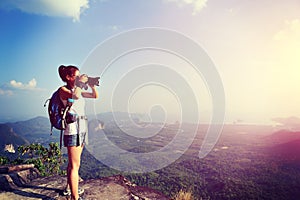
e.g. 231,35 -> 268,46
174,189 -> 194,200
0,156 -> 10,165
17,142 -> 66,176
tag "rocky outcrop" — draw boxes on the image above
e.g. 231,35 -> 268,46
0,165 -> 40,192
0,166 -> 170,200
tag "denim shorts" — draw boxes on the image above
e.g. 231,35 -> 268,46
63,132 -> 86,147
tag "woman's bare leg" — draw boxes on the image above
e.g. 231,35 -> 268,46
67,145 -> 83,200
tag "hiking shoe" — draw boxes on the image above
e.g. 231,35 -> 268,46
62,188 -> 70,196
62,187 -> 84,196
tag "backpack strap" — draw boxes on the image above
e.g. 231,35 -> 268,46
44,98 -> 53,135
43,98 -> 50,107
59,86 -> 73,149
60,130 -> 63,149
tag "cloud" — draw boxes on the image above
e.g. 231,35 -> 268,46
0,0 -> 89,22
165,0 -> 208,15
0,78 -> 42,96
9,78 -> 38,90
273,19 -> 300,41
0,88 -> 13,96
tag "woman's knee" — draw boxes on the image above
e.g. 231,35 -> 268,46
67,146 -> 83,171
69,162 -> 80,171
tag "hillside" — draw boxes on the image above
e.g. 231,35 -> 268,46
269,139 -> 300,160
0,116 -> 60,147
2,116 -> 300,199
265,129 -> 300,144
0,124 -> 29,151
263,129 -> 300,160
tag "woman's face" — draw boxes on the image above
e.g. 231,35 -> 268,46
67,69 -> 80,83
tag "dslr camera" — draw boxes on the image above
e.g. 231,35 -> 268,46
76,75 -> 100,90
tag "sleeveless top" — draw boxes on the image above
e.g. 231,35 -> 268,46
60,87 -> 88,136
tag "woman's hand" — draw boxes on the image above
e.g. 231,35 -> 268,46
79,74 -> 88,83
75,74 -> 88,90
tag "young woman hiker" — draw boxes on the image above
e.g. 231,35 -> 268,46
58,65 -> 98,200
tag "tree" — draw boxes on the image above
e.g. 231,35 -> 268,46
16,142 -> 66,176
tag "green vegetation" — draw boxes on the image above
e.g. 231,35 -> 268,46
1,142 -> 65,176
0,156 -> 10,165
80,122 -> 300,200
2,118 -> 300,199
118,145 -> 300,199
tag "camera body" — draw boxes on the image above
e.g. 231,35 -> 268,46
75,75 -> 100,90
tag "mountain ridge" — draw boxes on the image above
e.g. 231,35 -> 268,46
0,124 -> 29,152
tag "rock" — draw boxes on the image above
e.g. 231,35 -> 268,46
0,164 -> 35,174
0,167 -> 40,191
0,170 -> 170,200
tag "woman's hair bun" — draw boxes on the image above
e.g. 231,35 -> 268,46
59,65 -> 66,72
58,65 -> 67,81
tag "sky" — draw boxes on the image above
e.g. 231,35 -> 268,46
0,0 -> 299,124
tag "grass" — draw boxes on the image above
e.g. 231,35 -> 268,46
174,189 -> 194,200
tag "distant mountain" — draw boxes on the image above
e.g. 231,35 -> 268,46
1,116 -> 59,147
264,129 -> 300,161
0,123 -> 29,152
0,113 -> 144,150
267,139 -> 300,161
272,116 -> 300,130
265,129 -> 300,144
95,112 -> 144,123
6,116 -> 50,136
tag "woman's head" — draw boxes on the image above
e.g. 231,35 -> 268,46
58,65 -> 79,83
